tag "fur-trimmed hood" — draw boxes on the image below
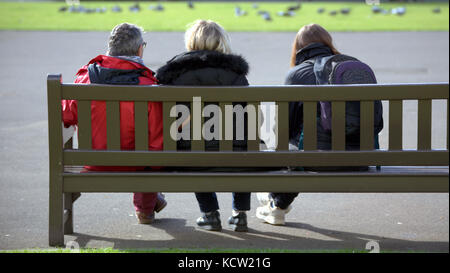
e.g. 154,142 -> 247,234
156,50 -> 249,85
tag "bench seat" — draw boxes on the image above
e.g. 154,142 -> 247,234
63,166 -> 449,193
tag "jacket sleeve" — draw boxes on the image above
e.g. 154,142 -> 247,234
62,66 -> 90,128
62,99 -> 78,127
284,68 -> 309,147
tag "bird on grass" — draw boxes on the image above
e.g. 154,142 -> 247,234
287,2 -> 301,12
235,6 -> 247,17
258,11 -> 272,21
432,7 -> 441,13
111,5 -> 122,13
129,3 -> 140,13
340,8 -> 350,15
391,7 -> 406,16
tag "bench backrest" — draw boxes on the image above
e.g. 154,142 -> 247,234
47,74 -> 449,169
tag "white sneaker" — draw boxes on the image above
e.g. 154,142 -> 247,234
256,202 -> 292,225
256,192 -> 272,206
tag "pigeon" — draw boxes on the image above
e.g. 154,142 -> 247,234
329,10 -> 338,16
372,6 -> 382,14
277,11 -> 295,17
235,6 -> 242,17
95,7 -> 107,13
287,3 -> 300,12
111,5 -> 122,13
234,6 -> 247,17
340,8 -> 351,15
129,3 -> 140,13
68,5 -> 78,13
188,1 -> 194,9
149,3 -> 164,11
392,7 -> 406,16
58,6 -> 67,12
78,6 -> 88,13
261,12 -> 272,21
317,8 -> 325,14
432,7 -> 441,14
252,4 -> 259,9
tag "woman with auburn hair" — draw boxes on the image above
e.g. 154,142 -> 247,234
257,23 -> 383,225
156,20 -> 251,232
257,24 -> 340,225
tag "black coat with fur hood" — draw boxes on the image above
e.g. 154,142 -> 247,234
156,50 -> 250,151
156,50 -> 249,86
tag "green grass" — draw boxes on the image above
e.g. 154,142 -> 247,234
0,1 -> 448,32
1,247 -> 382,253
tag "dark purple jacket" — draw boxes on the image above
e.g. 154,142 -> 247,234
285,43 -> 383,150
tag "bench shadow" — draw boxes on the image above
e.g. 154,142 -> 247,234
68,218 -> 448,252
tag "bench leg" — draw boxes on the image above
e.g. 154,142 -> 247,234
64,193 -> 74,235
63,193 -> 80,235
49,185 -> 64,247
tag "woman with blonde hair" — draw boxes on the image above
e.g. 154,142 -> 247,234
156,20 -> 250,232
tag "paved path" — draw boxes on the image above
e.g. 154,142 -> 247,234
0,31 -> 448,251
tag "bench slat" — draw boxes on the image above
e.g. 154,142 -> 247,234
134,101 -> 148,150
163,102 -> 176,151
303,102 -> 317,151
77,100 -> 92,150
62,167 -> 449,193
63,150 -> 449,167
389,100 -> 403,150
219,102 -> 232,151
360,101 -> 374,150
191,99 -> 204,151
61,83 -> 449,102
418,99 -> 432,150
247,102 -> 260,151
106,101 -> 121,150
332,101 -> 346,150
277,102 -> 289,151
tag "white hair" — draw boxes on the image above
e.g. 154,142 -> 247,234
107,23 -> 144,56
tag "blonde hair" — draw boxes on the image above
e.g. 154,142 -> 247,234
184,20 -> 231,54
290,23 -> 340,67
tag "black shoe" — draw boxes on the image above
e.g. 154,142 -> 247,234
228,212 -> 248,232
196,210 -> 222,231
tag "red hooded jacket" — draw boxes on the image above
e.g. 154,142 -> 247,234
62,55 -> 163,171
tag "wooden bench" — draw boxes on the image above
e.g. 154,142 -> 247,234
47,74 -> 449,247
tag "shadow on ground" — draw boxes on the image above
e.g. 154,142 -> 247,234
69,218 -> 448,252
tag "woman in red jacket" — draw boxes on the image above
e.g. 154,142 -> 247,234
62,23 -> 166,224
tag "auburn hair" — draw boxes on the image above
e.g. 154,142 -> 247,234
290,23 -> 340,67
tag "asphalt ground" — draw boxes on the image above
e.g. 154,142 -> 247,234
0,31 -> 448,252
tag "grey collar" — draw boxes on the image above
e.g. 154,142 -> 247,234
109,55 -> 145,66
